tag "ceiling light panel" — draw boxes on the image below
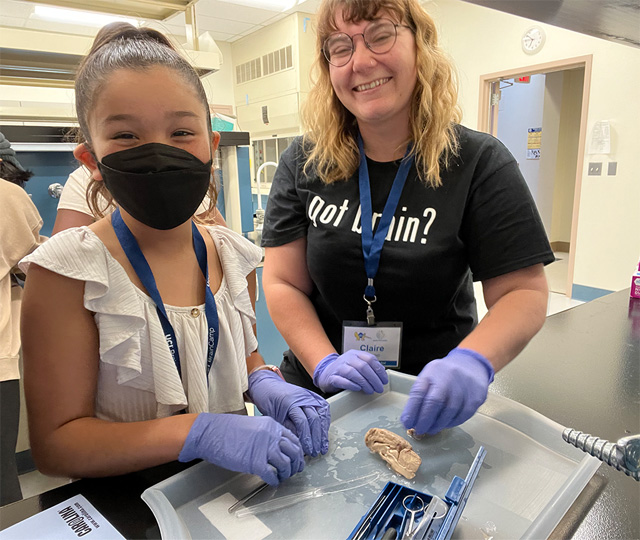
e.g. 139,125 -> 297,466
21,0 -> 193,21
33,6 -> 142,27
217,0 -> 298,13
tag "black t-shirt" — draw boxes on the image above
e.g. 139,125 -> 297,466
262,125 -> 554,377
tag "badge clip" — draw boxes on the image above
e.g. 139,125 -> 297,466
364,295 -> 376,326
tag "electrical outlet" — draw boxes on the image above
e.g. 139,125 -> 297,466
588,162 -> 602,176
608,162 -> 618,176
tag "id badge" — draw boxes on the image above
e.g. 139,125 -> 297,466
342,321 -> 403,369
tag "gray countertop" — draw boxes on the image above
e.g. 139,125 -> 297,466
491,289 -> 640,539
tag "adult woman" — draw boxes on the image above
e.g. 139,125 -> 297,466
20,23 -> 328,484
262,0 -> 554,436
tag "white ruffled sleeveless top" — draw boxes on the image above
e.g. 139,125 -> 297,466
20,225 -> 262,421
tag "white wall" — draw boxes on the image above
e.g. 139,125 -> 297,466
430,0 -> 640,293
231,12 -> 315,138
201,40 -> 235,108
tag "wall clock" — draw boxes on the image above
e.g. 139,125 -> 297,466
522,26 -> 546,54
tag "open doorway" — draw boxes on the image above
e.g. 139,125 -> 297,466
478,56 -> 592,297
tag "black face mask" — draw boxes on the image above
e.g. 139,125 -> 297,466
97,143 -> 213,230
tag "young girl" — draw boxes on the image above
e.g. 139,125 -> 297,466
19,23 -> 329,486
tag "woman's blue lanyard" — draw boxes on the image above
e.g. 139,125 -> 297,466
358,134 -> 414,325
111,208 -> 219,381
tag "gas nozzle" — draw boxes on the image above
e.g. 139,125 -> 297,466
562,428 -> 640,480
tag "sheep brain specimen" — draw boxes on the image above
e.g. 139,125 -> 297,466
364,428 -> 421,479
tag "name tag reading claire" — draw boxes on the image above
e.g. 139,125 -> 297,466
342,321 -> 403,369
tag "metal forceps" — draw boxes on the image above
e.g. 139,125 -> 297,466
400,495 -> 425,540
227,482 -> 268,514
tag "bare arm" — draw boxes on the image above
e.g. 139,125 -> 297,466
51,209 -> 94,235
459,263 -> 549,371
262,238 -> 335,376
21,264 -> 197,478
245,268 -> 266,374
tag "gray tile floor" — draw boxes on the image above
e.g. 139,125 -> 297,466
17,253 -> 583,502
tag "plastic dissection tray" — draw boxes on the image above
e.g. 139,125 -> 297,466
142,371 -> 600,540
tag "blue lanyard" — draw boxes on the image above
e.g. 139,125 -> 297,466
358,134 -> 413,324
111,208 -> 219,380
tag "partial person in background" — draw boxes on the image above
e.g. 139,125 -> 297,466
51,166 -> 106,233
20,23 -> 329,484
0,132 -> 46,505
261,0 -> 554,436
52,165 -> 219,234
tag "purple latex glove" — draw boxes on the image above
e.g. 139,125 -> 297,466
401,348 -> 495,435
313,350 -> 388,395
247,370 -> 330,457
178,413 -> 305,486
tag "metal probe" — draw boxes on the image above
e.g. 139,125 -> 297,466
562,428 -> 640,481
228,482 -> 269,513
353,494 -> 388,540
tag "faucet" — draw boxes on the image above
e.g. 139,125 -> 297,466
255,161 -> 278,222
563,428 -> 640,480
48,182 -> 64,198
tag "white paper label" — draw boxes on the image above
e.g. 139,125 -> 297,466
0,494 -> 125,539
198,493 -> 272,540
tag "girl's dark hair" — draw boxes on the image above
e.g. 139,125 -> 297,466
76,22 -> 218,220
0,160 -> 34,188
76,22 -> 211,145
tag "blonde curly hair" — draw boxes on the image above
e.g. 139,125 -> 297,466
302,0 -> 461,188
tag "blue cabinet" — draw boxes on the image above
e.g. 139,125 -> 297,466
15,150 -> 77,237
255,266 -> 288,367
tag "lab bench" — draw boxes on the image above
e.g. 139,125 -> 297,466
1,289 -> 638,539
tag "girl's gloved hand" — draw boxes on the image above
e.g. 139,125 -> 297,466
313,350 -> 388,395
178,413 -> 304,486
247,369 -> 330,457
401,348 -> 495,436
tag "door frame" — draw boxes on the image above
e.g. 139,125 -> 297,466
478,55 -> 593,298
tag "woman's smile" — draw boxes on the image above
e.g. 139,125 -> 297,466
354,77 -> 391,92
329,9 -> 417,135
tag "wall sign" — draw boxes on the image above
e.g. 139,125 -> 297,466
527,127 -> 542,160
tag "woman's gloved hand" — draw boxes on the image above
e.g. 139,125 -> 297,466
401,348 -> 495,436
178,413 -> 305,486
312,350 -> 388,395
247,369 -> 330,457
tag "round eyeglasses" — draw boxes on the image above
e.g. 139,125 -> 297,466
322,18 -> 411,67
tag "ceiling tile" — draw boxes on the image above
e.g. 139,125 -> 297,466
196,12 -> 257,34
144,20 -> 188,38
203,29 -> 242,41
